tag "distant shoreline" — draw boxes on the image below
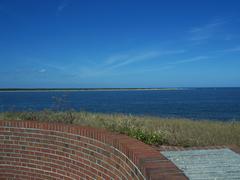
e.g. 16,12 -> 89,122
0,88 -> 182,92
1,87 -> 239,92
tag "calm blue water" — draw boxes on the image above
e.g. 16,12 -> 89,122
0,88 -> 240,121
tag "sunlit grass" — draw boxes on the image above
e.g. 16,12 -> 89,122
1,110 -> 239,147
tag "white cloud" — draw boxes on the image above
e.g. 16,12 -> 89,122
39,69 -> 46,73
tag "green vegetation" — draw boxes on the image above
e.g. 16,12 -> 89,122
0,111 -> 239,147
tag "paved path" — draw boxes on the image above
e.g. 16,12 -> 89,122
161,148 -> 240,180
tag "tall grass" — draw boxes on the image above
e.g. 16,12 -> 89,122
1,110 -> 239,147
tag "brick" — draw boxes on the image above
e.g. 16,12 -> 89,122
0,120 -> 187,179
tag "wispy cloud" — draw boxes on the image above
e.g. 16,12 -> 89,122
106,51 -> 160,69
39,69 -> 46,73
130,56 -> 210,74
222,46 -> 240,53
224,34 -> 234,41
168,56 -> 209,65
190,21 -> 225,33
105,54 -> 130,65
214,46 -> 240,55
188,19 -> 227,41
22,58 -> 78,80
57,0 -> 69,14
71,49 -> 186,78
104,50 -> 186,70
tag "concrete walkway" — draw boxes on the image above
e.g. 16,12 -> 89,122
160,147 -> 240,180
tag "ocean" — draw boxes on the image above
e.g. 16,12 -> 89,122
0,88 -> 240,121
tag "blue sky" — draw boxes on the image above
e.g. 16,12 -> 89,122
0,0 -> 240,88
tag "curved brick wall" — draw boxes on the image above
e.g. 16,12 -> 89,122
0,121 -> 187,180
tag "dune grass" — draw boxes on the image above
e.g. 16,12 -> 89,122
0,110 -> 240,147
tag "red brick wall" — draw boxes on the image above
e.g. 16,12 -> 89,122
0,121 -> 187,180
